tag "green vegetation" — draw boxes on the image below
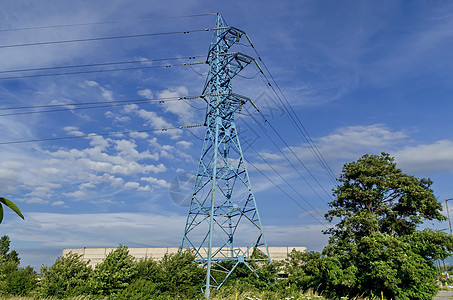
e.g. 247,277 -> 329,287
0,153 -> 452,299
0,236 -> 36,297
0,197 -> 24,224
285,153 -> 453,300
37,252 -> 93,298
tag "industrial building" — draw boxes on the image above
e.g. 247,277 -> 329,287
62,246 -> 307,268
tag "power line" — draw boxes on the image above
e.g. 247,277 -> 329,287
0,124 -> 204,145
0,94 -> 207,116
244,136 -> 328,223
0,61 -> 206,81
246,159 -> 329,229
255,69 -> 338,187
244,34 -> 338,185
245,108 -> 331,207
0,95 -> 183,111
0,28 -> 209,49
0,55 -> 205,74
258,68 -> 338,185
0,13 -> 217,32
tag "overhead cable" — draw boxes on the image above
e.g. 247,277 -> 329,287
0,61 -> 206,80
245,34 -> 338,185
246,159 -> 329,229
0,124 -> 204,145
0,94 -> 208,116
0,13 -> 217,32
0,29 -> 210,49
0,55 -> 205,74
244,136 -> 328,223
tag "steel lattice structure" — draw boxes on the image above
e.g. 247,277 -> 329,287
181,13 -> 271,298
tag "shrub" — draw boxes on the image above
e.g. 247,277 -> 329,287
37,252 -> 93,298
157,250 -> 204,297
0,265 -> 37,296
92,245 -> 137,295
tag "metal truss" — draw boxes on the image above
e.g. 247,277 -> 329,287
181,13 -> 271,298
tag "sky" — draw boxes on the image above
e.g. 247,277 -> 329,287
1,0 -> 453,270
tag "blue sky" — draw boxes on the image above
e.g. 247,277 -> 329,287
1,0 -> 453,270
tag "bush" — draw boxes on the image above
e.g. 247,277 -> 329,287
115,279 -> 161,300
37,252 -> 93,298
135,257 -> 162,281
0,236 -> 37,296
157,250 -> 204,297
92,245 -> 137,295
0,265 -> 37,296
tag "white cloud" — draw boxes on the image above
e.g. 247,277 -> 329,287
82,80 -> 113,101
26,197 -> 49,204
64,190 -> 86,198
137,89 -> 154,99
284,124 -> 406,164
63,126 -> 84,136
176,140 -> 192,149
124,181 -> 140,189
141,176 -> 170,188
137,109 -> 173,128
52,201 -> 65,206
85,81 -> 99,88
105,111 -> 131,123
157,86 -> 194,123
395,139 -> 453,174
129,132 -> 149,139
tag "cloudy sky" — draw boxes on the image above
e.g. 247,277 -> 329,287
1,0 -> 453,270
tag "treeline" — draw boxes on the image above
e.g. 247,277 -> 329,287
0,239 -> 206,299
0,234 -> 452,300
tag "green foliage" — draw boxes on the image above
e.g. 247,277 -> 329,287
0,236 -> 37,296
92,245 -> 137,295
156,250 -> 204,297
326,152 -> 445,240
356,232 -> 439,300
0,197 -> 24,223
37,252 -> 93,298
301,153 -> 453,300
115,250 -> 203,299
0,236 -> 20,266
135,257 -> 161,281
0,265 -> 37,296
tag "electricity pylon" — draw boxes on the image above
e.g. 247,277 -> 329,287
181,13 -> 271,298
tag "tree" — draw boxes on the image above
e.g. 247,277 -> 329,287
0,236 -> 37,296
0,265 -> 37,296
37,252 -> 93,298
325,152 -> 445,241
318,153 -> 453,299
92,244 -> 137,295
0,197 -> 24,224
0,236 -> 20,265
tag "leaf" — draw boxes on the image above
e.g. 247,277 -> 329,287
0,197 -> 25,223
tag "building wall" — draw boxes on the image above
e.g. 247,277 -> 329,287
62,246 -> 307,268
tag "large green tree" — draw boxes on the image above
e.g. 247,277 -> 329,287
325,152 -> 444,240
324,153 -> 452,299
286,153 -> 453,300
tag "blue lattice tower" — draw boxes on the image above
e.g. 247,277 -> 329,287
181,13 -> 271,298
